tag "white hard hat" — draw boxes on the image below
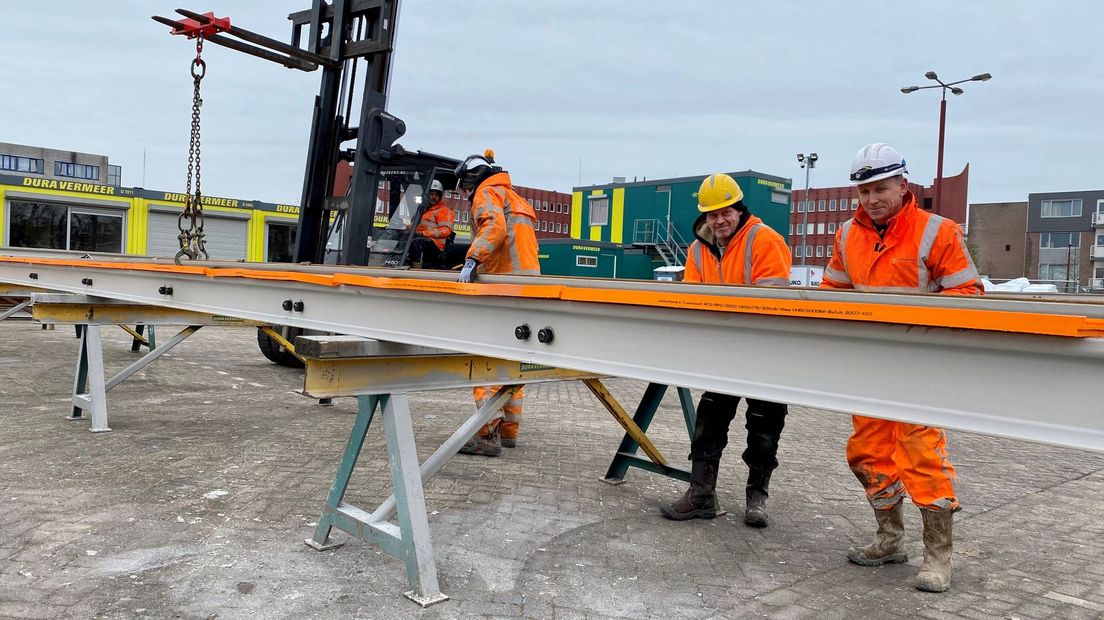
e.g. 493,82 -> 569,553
430,180 -> 444,193
849,143 -> 908,185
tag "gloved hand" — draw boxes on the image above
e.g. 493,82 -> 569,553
457,258 -> 479,283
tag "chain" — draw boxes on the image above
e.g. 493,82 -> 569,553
176,34 -> 209,264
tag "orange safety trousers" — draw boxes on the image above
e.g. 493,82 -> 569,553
846,415 -> 959,512
473,385 -> 524,440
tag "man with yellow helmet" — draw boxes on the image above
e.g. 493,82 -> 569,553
660,172 -> 792,528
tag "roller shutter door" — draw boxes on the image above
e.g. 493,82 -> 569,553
147,210 -> 248,260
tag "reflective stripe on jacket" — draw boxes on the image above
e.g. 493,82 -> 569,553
466,172 -> 541,275
415,200 -> 454,251
821,191 -> 981,295
684,213 -> 791,286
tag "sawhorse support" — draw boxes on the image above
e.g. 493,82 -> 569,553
601,382 -> 698,484
68,324 -> 202,432
306,386 -> 519,607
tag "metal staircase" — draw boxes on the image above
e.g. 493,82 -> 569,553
631,219 -> 689,266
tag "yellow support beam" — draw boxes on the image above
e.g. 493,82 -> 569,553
582,378 -> 668,466
302,354 -> 599,398
33,302 -> 266,326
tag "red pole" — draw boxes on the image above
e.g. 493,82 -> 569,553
935,92 -> 947,214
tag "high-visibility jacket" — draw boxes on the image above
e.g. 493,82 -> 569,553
466,172 -> 540,275
684,213 -> 791,286
821,191 -> 981,295
415,200 -> 454,251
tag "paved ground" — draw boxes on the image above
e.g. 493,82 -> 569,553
1,321 -> 1103,619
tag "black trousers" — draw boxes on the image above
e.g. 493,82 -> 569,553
689,392 -> 787,473
407,236 -> 443,266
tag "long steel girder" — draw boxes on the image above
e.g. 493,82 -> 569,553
1,253 -> 1102,452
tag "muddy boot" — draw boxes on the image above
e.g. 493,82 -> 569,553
660,460 -> 722,520
743,468 -> 772,528
501,437 -> 517,448
847,502 -> 908,566
916,508 -> 953,592
458,431 -> 502,457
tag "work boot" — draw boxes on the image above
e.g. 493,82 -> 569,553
660,460 -> 723,520
743,468 -> 772,528
501,437 -> 517,448
847,502 -> 908,566
916,508 -> 954,593
458,432 -> 502,457
410,260 -> 423,269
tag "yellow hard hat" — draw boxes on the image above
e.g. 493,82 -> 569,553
695,173 -> 744,213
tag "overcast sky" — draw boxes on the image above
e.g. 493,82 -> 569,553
3,1 -> 1101,205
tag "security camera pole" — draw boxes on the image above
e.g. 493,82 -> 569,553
796,152 -> 817,267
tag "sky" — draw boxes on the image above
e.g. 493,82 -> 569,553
3,1 -> 1102,206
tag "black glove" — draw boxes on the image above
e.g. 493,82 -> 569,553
457,258 -> 479,283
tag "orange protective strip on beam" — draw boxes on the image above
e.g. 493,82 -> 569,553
331,273 -> 564,299
558,287 -> 1104,338
2,255 -> 1102,338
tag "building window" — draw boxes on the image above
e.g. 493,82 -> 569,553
1,154 -> 44,174
828,221 -> 837,234
826,246 -> 833,257
1040,232 -> 1080,249
816,245 -> 824,257
796,201 -> 804,213
805,245 -> 813,258
588,195 -> 609,226
54,161 -> 100,180
540,221 -> 547,232
829,199 -> 837,211
1040,198 -> 1082,218
851,199 -> 858,210
806,223 -> 814,235
266,222 -> 297,262
8,201 -> 123,253
818,199 -> 826,212
576,255 -> 598,267
817,223 -> 825,234
789,224 -> 794,235
771,191 -> 788,204
795,245 -> 803,258
107,164 -> 122,187
1039,263 -> 1079,282
790,202 -> 795,214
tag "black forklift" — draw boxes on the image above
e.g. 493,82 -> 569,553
155,1 -> 470,367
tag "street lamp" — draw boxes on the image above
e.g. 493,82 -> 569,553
796,152 -> 817,267
900,71 -> 991,213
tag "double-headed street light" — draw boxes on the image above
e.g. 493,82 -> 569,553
901,71 -> 991,213
796,152 -> 817,266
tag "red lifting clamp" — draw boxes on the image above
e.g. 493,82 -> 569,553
169,12 -> 230,39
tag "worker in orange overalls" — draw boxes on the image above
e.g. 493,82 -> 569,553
407,180 -> 454,269
452,150 -> 540,457
659,173 -> 792,528
822,143 -> 981,593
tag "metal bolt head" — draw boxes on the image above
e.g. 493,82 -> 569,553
81,278 -> 93,286
282,299 -> 294,311
292,300 -> 305,312
536,327 -> 555,344
514,324 -> 531,341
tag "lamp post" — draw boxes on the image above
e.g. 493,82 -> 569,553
796,152 -> 817,266
901,71 -> 991,214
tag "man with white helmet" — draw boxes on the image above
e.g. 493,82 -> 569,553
822,143 -> 981,593
407,179 -> 453,269
660,172 -> 792,528
452,150 -> 540,456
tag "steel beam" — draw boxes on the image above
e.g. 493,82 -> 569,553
2,254 -> 1103,451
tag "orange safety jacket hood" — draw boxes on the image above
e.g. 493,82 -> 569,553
465,171 -> 540,275
685,211 -> 791,286
821,190 -> 981,295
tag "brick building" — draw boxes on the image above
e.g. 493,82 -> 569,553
966,202 -> 1028,280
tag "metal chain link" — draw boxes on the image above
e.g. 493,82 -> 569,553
176,34 -> 209,264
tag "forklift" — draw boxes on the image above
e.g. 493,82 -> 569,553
155,1 -> 470,367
